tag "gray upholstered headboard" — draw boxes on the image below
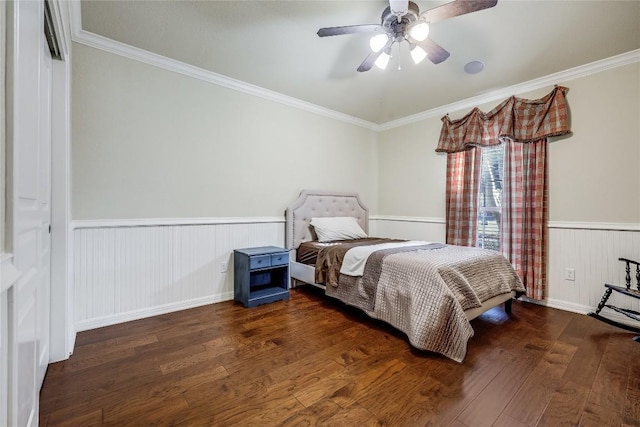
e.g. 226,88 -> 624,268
285,190 -> 369,250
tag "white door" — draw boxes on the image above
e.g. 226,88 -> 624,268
8,0 -> 53,425
37,30 -> 53,388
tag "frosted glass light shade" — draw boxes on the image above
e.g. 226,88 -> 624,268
375,52 -> 391,70
410,45 -> 427,64
409,22 -> 430,41
370,34 -> 389,52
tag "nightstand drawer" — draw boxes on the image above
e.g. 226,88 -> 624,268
250,255 -> 271,270
270,253 -> 289,267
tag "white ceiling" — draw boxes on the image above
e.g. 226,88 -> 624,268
79,0 -> 640,125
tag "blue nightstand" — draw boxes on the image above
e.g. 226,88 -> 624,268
234,246 -> 289,308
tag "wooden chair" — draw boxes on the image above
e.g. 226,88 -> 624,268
588,257 -> 640,342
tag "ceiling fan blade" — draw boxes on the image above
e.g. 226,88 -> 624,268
357,51 -> 383,72
357,39 -> 394,72
317,24 -> 385,37
416,38 -> 450,64
420,0 -> 498,24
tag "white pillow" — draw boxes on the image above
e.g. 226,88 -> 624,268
310,217 -> 368,242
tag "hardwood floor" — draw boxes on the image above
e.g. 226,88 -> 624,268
40,287 -> 640,426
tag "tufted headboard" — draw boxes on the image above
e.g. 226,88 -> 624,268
285,190 -> 369,250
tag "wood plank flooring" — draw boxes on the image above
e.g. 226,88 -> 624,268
40,287 -> 640,426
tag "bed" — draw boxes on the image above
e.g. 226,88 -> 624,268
285,190 -> 525,362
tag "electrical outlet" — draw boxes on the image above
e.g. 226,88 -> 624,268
220,262 -> 228,273
564,268 -> 575,281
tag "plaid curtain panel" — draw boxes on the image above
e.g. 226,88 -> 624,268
446,149 -> 481,247
502,139 -> 548,300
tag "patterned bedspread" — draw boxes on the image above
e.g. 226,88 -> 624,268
317,242 -> 525,362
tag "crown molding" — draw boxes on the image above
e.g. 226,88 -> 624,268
68,1 -> 377,131
69,1 -> 638,132
375,49 -> 640,131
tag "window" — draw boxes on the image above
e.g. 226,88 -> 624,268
477,144 -> 504,251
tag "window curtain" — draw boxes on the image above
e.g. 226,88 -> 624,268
438,86 -> 570,299
502,138 -> 548,300
446,149 -> 481,247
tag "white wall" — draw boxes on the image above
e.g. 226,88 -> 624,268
72,43 -> 378,220
377,117 -> 446,217
547,64 -> 639,223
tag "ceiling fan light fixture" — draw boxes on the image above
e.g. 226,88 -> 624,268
409,22 -> 430,41
375,52 -> 391,70
370,33 -> 389,52
317,0 -> 498,72
410,45 -> 427,64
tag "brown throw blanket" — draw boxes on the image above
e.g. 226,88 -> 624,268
314,238 -> 403,287
317,241 -> 525,362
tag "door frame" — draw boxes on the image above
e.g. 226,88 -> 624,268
47,0 -> 74,363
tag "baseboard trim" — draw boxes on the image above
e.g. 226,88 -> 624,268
75,292 -> 234,332
522,296 -> 640,329
524,297 -> 591,315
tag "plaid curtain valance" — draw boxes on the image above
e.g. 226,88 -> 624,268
436,86 -> 571,153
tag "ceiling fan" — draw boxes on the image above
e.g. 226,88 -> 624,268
317,0 -> 498,72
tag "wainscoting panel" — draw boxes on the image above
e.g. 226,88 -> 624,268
73,217 -> 639,332
373,217 -> 640,324
73,219 -> 285,331
547,227 -> 640,318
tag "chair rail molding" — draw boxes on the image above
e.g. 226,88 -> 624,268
372,216 -> 640,232
72,216 -> 285,229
